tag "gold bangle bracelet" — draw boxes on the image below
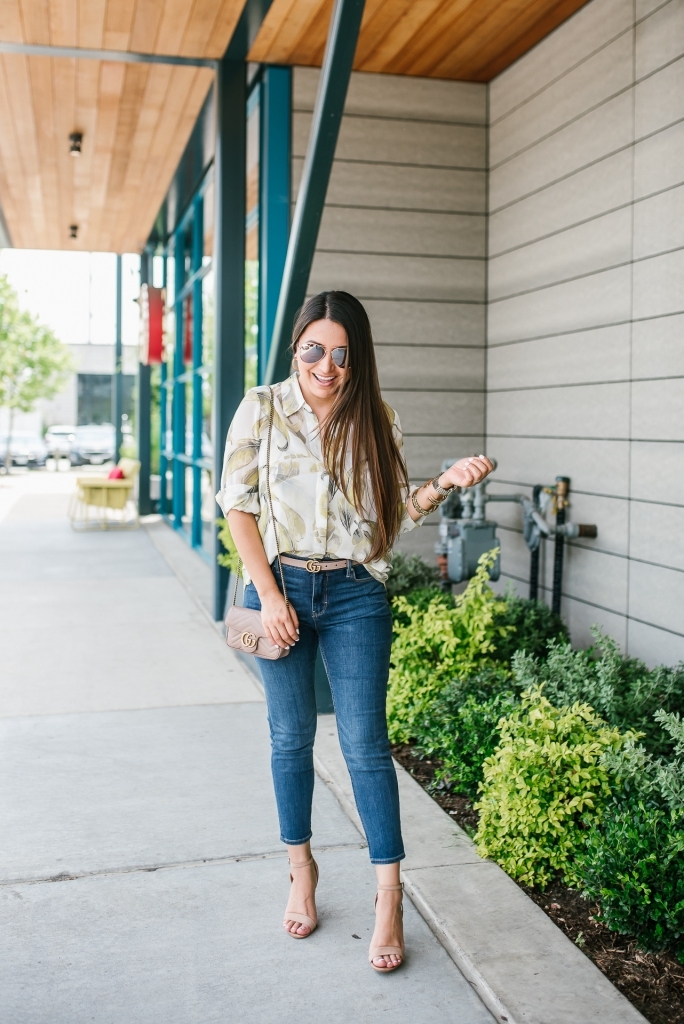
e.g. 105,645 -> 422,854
410,489 -> 433,518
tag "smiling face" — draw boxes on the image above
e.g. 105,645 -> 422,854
294,318 -> 349,409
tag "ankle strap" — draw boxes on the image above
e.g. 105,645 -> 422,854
288,856 -> 314,869
377,883 -> 403,891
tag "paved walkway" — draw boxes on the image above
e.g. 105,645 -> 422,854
0,469 -> 493,1024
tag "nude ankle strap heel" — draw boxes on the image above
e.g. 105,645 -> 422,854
284,856 -> 319,939
369,883 -> 405,972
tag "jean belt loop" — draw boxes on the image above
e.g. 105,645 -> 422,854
346,559 -> 352,578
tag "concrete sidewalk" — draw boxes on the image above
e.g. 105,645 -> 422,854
0,470 -> 493,1024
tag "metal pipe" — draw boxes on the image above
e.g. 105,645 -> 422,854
552,476 -> 570,615
529,485 -> 542,601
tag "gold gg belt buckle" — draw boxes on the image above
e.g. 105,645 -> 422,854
305,559 -> 322,573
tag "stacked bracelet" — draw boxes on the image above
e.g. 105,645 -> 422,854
410,489 -> 434,517
411,476 -> 455,517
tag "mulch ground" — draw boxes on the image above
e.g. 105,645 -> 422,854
391,742 -> 684,1024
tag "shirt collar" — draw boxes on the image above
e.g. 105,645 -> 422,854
280,372 -> 308,418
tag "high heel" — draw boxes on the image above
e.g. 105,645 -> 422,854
283,856 -> 319,939
369,883 -> 405,972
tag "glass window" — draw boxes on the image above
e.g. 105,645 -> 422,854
166,252 -> 176,306
202,270 -> 214,370
203,172 -> 214,263
183,296 -> 193,367
185,378 -> 194,456
201,467 -> 215,553
201,368 -> 212,450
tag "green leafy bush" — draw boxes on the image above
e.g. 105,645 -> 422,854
415,684 -> 519,799
577,710 -> 684,957
475,686 -> 630,888
387,550 -> 510,743
386,552 -> 441,601
513,628 -> 684,756
490,594 -> 568,664
580,796 -> 684,958
216,518 -> 240,573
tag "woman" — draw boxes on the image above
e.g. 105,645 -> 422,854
217,291 -> 493,972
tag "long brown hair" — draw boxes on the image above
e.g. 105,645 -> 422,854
292,291 -> 409,563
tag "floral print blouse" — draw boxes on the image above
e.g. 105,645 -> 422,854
216,373 -> 422,583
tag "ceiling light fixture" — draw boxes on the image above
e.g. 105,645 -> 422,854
69,132 -> 82,156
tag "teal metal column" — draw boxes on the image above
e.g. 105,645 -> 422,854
191,197 -> 204,548
265,0 -> 365,385
113,254 -> 123,462
137,249 -> 153,514
213,57 -> 247,620
172,230 -> 186,527
258,65 -> 291,383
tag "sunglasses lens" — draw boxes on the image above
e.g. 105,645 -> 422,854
298,343 -> 325,364
332,347 -> 347,367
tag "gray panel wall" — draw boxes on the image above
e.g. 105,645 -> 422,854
487,0 -> 684,664
293,68 -> 488,559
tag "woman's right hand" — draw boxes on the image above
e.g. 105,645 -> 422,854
260,587 -> 300,649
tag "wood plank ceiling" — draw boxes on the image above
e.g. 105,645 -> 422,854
0,0 -> 248,252
0,0 -> 593,253
249,0 -> 591,82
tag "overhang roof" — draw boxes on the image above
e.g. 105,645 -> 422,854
249,0 -> 591,82
0,0 -> 591,253
0,0 -> 246,252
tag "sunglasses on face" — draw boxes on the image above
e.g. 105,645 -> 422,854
297,341 -> 348,368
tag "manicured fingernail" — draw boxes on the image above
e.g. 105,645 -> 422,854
296,628 -> 300,634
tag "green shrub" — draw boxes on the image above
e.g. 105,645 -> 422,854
580,795 -> 684,958
216,517 -> 240,572
387,550 -> 510,743
490,594 -> 568,664
386,552 -> 441,600
576,710 -> 684,957
415,685 -> 519,799
513,628 -> 684,755
474,686 -> 631,888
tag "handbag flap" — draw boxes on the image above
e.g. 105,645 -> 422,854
225,605 -> 288,660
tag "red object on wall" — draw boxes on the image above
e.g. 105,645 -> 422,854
184,294 -> 193,365
139,284 -> 164,365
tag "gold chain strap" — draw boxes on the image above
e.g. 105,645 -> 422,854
231,386 -> 288,608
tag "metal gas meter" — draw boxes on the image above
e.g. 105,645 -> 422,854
434,460 -> 597,613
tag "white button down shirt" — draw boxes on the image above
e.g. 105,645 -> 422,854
216,373 -> 422,583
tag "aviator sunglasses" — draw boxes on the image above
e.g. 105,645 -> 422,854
297,341 -> 348,368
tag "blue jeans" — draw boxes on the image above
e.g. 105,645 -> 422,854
244,558 -> 404,864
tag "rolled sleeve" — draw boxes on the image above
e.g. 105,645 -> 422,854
215,389 -> 264,517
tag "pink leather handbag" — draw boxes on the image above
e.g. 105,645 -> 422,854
224,387 -> 289,660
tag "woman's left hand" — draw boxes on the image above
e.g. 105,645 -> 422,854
440,455 -> 494,490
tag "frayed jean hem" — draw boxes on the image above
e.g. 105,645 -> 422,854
281,832 -> 313,846
369,853 -> 405,865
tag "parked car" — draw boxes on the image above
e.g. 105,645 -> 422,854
45,424 -> 76,458
69,424 -> 116,466
0,431 -> 48,468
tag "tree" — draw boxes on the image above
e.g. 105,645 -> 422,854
0,273 -> 74,469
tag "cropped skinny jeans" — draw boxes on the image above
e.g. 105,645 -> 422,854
243,557 -> 404,864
